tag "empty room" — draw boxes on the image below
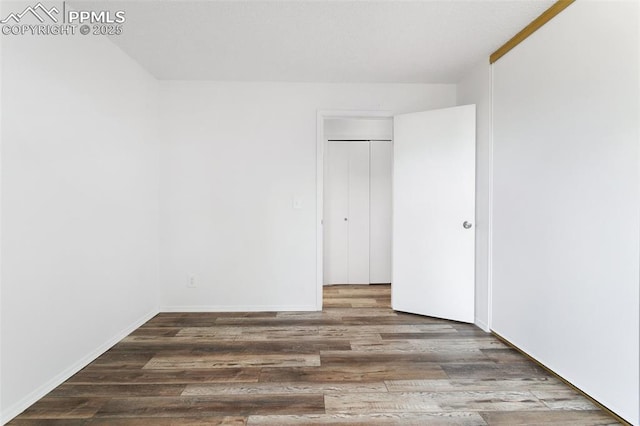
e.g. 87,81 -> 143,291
1,0 -> 638,425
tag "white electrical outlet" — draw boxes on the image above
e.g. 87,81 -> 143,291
187,275 -> 197,288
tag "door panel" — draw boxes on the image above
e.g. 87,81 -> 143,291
347,142 -> 370,284
324,142 -> 349,285
392,105 -> 476,323
370,141 -> 393,283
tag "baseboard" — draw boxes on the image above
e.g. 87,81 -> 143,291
159,304 -> 317,312
1,308 -> 159,425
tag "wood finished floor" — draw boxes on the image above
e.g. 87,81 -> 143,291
9,285 -> 619,425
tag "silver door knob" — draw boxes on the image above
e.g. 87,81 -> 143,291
463,221 -> 472,229
344,218 -> 348,221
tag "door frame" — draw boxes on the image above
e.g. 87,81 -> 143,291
316,110 -> 394,310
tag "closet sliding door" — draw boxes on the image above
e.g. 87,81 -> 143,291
370,140 -> 393,284
324,141 -> 370,285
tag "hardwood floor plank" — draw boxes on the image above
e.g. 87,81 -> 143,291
319,350 -> 491,364
380,329 -> 492,340
87,417 -> 247,425
149,312 -> 276,318
85,351 -> 155,369
322,324 -> 449,333
324,392 -> 442,413
259,364 -> 448,382
183,382 -> 387,396
8,420 -> 88,426
247,412 -> 487,425
175,324 -> 445,340
480,348 -> 532,363
276,309 -> 398,318
323,297 -> 382,307
112,340 -> 351,353
142,318 -> 219,328
128,327 -> 182,337
213,318 -> 346,326
94,395 -> 325,418
66,368 -> 260,384
531,390 -> 598,410
48,384 -> 187,398
191,340 -> 351,353
441,362 -> 552,380
176,325 -> 320,338
339,315 -> 446,325
350,339 -> 506,353
7,415 -> 245,425
122,334 -> 361,344
429,391 -> 547,411
144,354 -> 321,369
479,410 -> 619,425
14,396 -> 109,419
384,378 -> 568,393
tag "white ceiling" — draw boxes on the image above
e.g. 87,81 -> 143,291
96,0 -> 555,83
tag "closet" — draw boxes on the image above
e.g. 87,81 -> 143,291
322,118 -> 392,285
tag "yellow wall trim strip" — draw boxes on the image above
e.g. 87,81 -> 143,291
490,0 -> 576,64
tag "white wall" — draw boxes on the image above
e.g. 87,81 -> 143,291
491,1 -> 639,424
456,60 -> 492,331
159,82 -> 456,310
0,29 -> 160,422
324,118 -> 393,140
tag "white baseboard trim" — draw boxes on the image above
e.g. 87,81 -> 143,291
1,308 -> 158,425
475,318 -> 490,332
159,304 -> 318,312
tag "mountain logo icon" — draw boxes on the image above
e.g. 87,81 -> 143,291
1,2 -> 59,24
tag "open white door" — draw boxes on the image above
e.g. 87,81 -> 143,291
392,105 -> 476,323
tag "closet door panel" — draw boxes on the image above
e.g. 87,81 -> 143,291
347,142 -> 370,284
324,142 -> 349,284
370,140 -> 393,283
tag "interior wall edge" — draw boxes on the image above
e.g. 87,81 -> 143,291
455,59 -> 492,333
474,318 -> 489,333
491,330 -> 633,426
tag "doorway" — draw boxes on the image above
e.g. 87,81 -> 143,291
316,112 -> 394,309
